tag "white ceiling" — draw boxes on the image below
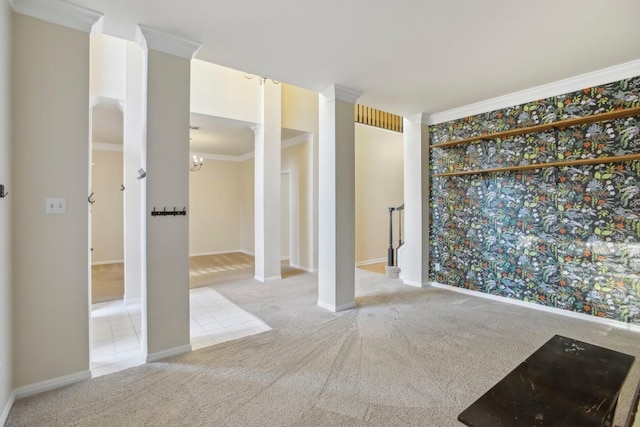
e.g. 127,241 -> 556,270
92,98 -> 123,144
70,0 -> 640,116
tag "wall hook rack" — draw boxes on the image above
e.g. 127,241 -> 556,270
151,207 -> 187,217
88,192 -> 95,204
0,184 -> 8,198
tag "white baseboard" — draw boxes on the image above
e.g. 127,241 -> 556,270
281,256 -> 289,261
403,279 -> 426,288
289,263 -> 314,273
255,275 -> 282,282
355,257 -> 386,267
1,391 -> 15,426
124,297 -> 141,306
91,259 -> 124,266
238,250 -> 255,256
189,250 -> 245,257
146,344 -> 192,363
317,300 -> 357,312
429,281 -> 640,334
14,370 -> 91,399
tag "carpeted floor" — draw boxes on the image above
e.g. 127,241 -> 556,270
8,269 -> 640,426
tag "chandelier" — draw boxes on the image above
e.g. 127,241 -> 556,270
244,73 -> 280,85
190,155 -> 203,172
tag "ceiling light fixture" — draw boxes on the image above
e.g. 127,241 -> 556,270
190,155 -> 204,172
244,73 -> 280,85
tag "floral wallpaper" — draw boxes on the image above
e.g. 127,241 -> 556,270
429,77 -> 640,325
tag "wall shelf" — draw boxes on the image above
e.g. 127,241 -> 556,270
430,106 -> 640,149
433,153 -> 640,177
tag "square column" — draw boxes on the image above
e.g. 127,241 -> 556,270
400,114 -> 430,287
317,84 -> 361,312
139,26 -> 199,361
253,81 -> 282,282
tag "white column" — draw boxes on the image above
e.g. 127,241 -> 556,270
138,26 -> 199,361
123,41 -> 145,305
253,81 -> 282,282
317,84 -> 361,312
401,114 -> 430,287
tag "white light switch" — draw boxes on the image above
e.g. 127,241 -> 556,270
46,198 -> 67,214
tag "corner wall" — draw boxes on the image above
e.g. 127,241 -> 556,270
355,124 -> 404,263
0,1 -> 13,422
12,14 -> 91,387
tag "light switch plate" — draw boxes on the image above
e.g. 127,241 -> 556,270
46,198 -> 66,214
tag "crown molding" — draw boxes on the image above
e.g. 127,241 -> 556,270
319,84 -> 362,104
404,113 -> 428,126
190,133 -> 312,163
137,25 -> 200,59
425,59 -> 640,126
9,0 -> 102,33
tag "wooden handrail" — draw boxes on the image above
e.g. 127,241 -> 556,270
430,106 -> 640,149
433,153 -> 640,177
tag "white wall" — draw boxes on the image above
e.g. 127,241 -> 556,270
280,141 -> 311,269
355,123 -> 404,264
91,149 -> 124,263
12,14 -> 90,388
189,160 -> 242,255
190,59 -> 260,123
89,33 -> 126,100
281,84 -> 318,271
0,1 -> 13,422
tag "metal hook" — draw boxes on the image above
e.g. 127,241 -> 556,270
120,184 -> 125,191
88,192 -> 95,204
0,185 -> 8,198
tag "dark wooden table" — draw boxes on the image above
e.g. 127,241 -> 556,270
458,335 -> 635,427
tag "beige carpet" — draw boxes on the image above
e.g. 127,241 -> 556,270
8,270 -> 640,426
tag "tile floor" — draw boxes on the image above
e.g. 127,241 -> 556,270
90,287 -> 271,377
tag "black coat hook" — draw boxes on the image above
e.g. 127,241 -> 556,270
0,184 -> 8,198
120,184 -> 125,191
88,192 -> 95,204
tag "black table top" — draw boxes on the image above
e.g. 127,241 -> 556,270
458,335 -> 635,427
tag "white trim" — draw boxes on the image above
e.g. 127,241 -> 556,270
137,25 -> 200,59
403,279 -> 426,288
281,256 -> 289,261
405,113 -> 427,126
146,344 -> 192,363
1,391 -> 15,426
190,133 -> 311,164
254,275 -> 282,282
14,370 -> 91,399
281,133 -> 312,150
289,263 -> 314,273
317,300 -> 357,312
429,281 -> 640,334
426,59 -> 640,125
238,250 -> 255,256
124,297 -> 141,306
355,257 -> 386,267
91,259 -> 124,266
9,0 -> 103,33
319,84 -> 362,104
189,250 -> 247,257
92,142 -> 123,152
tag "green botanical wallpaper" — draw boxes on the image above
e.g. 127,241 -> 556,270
429,77 -> 640,324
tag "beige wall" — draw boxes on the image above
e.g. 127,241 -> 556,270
145,49 -> 191,358
91,149 -> 124,263
12,14 -> 90,387
239,158 -> 255,255
189,160 -> 242,255
355,123 -> 404,263
0,1 -> 13,419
